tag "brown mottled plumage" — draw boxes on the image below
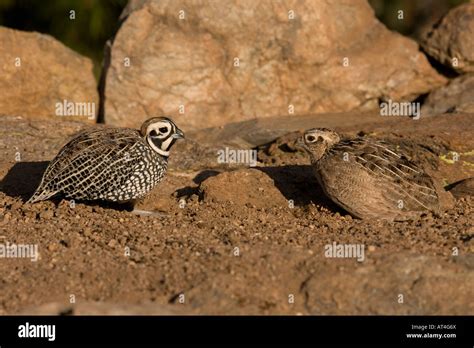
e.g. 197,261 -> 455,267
28,117 -> 184,204
298,128 -> 442,221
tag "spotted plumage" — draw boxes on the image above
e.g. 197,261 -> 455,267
298,128 -> 442,221
27,117 -> 184,204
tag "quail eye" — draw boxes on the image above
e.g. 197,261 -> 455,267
149,130 -> 158,137
306,135 -> 316,142
159,127 -> 168,133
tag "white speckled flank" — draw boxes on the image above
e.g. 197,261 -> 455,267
27,117 -> 183,203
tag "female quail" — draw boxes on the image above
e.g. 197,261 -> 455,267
298,128 -> 443,221
27,117 -> 184,205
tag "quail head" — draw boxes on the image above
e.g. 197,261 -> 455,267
27,117 -> 184,205
298,128 -> 443,221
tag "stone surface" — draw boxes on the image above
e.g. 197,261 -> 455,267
186,111 -> 383,148
199,169 -> 289,208
19,301 -> 185,315
420,2 -> 474,74
421,74 -> 474,115
1,113 -> 473,315
104,0 -> 446,130
303,253 -> 474,314
0,27 -> 98,122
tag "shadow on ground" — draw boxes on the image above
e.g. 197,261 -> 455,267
257,165 -> 344,214
0,161 -> 133,211
0,161 -> 49,201
175,169 -> 221,199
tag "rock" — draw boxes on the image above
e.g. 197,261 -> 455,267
108,239 -> 118,248
199,169 -> 288,208
104,0 -> 446,130
186,111 -> 382,148
18,301 -> 186,315
302,253 -> 474,314
185,109 -> 472,150
0,27 -> 98,122
421,74 -> 474,115
420,2 -> 474,74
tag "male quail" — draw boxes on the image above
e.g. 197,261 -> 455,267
298,128 -> 443,221
27,117 -> 184,207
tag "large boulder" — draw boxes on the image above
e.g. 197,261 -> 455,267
104,0 -> 446,130
420,2 -> 474,74
0,27 -> 98,122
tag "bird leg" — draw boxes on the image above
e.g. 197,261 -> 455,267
127,199 -> 169,217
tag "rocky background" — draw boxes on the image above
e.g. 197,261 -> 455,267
0,0 -> 473,315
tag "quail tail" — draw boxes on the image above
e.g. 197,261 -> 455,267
26,188 -> 57,204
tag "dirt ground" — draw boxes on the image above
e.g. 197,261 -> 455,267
0,113 -> 473,315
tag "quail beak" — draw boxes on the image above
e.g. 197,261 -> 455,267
173,128 -> 185,139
